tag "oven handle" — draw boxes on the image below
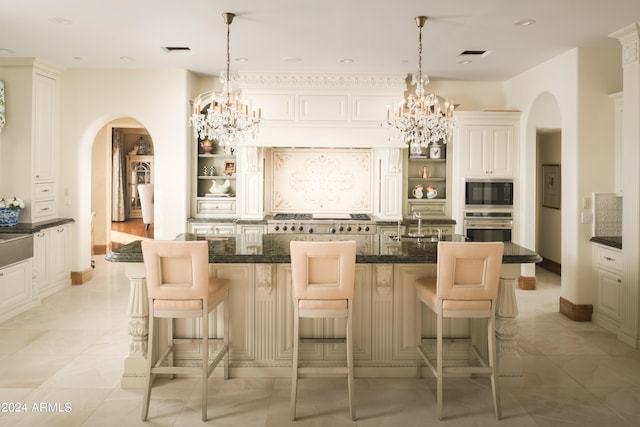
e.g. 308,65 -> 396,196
464,220 -> 512,229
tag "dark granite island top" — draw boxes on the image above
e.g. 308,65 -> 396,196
106,234 -> 541,265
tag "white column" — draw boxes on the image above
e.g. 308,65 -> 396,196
496,264 -> 523,382
121,263 -> 149,388
610,23 -> 640,348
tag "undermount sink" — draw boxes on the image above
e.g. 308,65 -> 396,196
0,233 -> 33,268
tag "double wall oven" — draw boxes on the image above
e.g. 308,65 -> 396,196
463,179 -> 514,242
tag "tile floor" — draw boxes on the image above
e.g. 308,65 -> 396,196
0,261 -> 639,426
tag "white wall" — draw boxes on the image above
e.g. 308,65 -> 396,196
504,47 -> 622,305
59,68 -> 192,272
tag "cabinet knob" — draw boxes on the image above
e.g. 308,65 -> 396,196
604,256 -> 615,261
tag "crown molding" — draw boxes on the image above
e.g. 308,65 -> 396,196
237,72 -> 407,91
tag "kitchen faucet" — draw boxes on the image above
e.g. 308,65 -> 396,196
413,212 -> 422,236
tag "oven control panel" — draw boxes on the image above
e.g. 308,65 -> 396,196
267,221 -> 376,235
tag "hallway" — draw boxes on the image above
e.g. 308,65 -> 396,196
0,262 -> 639,426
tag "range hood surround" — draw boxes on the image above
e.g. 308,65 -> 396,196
236,73 -> 409,220
238,72 -> 408,149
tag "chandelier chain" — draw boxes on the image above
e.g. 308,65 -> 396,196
384,15 -> 456,154
189,12 -> 261,154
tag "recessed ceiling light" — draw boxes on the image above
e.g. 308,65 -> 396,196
235,57 -> 248,62
457,59 -> 472,65
49,17 -> 73,25
282,57 -> 302,62
0,48 -> 14,55
514,18 -> 536,27
340,58 -> 354,64
120,56 -> 135,62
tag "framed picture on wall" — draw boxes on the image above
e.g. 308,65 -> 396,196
542,164 -> 560,209
224,160 -> 236,176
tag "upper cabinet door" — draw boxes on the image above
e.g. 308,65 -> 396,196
462,125 -> 514,178
489,126 -> 514,177
33,73 -> 58,182
463,126 -> 490,177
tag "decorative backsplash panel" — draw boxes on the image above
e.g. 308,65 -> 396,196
593,193 -> 622,236
270,148 -> 373,213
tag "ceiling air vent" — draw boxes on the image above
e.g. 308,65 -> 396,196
459,50 -> 491,57
162,47 -> 191,53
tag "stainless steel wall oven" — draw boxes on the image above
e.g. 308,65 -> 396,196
463,211 -> 512,242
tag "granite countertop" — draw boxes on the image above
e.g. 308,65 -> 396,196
0,218 -> 75,234
589,236 -> 622,250
106,233 -> 541,265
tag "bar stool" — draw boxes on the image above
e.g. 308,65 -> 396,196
415,241 -> 504,420
289,240 -> 357,421
140,240 -> 230,422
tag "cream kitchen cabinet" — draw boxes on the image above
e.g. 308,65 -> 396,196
0,60 -> 61,222
193,142 -> 237,218
592,243 -> 622,334
0,259 -> 33,322
33,224 -> 72,298
456,111 -> 520,179
462,125 -> 514,177
188,222 -> 236,236
32,69 -> 60,220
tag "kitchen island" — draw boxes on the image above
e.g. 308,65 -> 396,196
107,234 -> 540,387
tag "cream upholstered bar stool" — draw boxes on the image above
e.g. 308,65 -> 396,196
415,241 -> 504,420
140,240 -> 230,422
289,240 -> 357,421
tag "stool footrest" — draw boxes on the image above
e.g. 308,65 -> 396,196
297,367 -> 349,377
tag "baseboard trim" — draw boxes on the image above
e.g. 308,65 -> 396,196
518,276 -> 536,290
539,257 -> 561,275
71,268 -> 93,285
559,296 -> 593,321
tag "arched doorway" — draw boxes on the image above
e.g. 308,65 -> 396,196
90,117 -> 154,255
526,92 -> 562,276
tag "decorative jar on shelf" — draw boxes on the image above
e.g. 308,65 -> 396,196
200,140 -> 214,153
412,184 -> 424,199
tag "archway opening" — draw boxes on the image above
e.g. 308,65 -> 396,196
90,117 -> 155,255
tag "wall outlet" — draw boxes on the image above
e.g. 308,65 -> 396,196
581,211 -> 594,224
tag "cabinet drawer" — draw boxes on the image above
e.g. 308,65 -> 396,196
34,182 -> 55,201
197,199 -> 236,215
189,223 -> 235,235
33,200 -> 55,219
595,244 -> 622,272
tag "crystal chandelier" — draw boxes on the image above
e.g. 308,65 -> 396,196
189,12 -> 261,154
386,16 -> 455,156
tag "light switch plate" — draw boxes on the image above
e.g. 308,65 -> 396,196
581,211 -> 594,224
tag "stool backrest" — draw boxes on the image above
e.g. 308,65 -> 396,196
141,240 -> 210,301
436,241 -> 504,301
290,241 -> 356,301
